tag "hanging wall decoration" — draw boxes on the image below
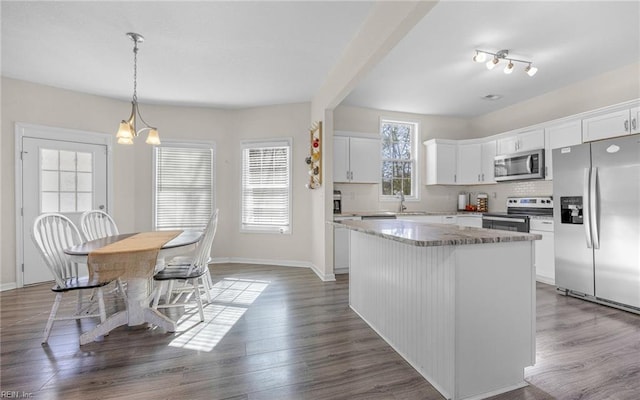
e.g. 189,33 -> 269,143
305,121 -> 322,189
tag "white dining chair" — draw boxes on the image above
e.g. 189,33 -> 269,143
151,210 -> 218,322
80,210 -> 119,241
80,210 -> 126,298
32,213 -> 113,344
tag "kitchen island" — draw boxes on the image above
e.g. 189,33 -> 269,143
336,219 -> 540,400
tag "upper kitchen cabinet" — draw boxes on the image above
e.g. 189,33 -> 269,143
497,128 -> 545,155
544,119 -> 582,180
333,134 -> 381,183
582,107 -> 638,142
456,140 -> 496,184
425,139 -> 457,185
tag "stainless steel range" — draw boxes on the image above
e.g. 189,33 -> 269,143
482,196 -> 553,232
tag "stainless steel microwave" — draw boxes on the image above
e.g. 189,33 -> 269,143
494,149 -> 545,182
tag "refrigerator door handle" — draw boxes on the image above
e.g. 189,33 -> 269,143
584,168 -> 593,249
590,167 -> 600,249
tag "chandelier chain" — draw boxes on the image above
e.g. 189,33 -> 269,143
132,41 -> 138,103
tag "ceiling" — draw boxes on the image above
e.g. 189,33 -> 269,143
2,1 -> 639,118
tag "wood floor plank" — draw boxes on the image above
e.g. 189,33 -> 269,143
1,263 -> 639,400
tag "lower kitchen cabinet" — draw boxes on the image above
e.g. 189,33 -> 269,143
457,215 -> 482,227
334,216 -> 360,274
531,219 -> 555,285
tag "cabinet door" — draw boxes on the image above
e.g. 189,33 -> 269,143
457,215 -> 482,228
457,143 -> 482,184
497,136 -> 518,154
631,106 -> 640,134
582,109 -> 631,142
545,120 -> 582,181
426,142 -> 457,185
334,225 -> 350,273
333,136 -> 350,182
480,140 -> 496,182
517,129 -> 545,152
533,230 -> 555,284
349,137 -> 381,183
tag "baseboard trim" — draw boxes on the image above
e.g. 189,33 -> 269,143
211,257 -> 336,282
536,275 -> 555,286
0,282 -> 18,292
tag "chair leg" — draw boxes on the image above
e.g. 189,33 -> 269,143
201,275 -> 213,303
192,279 -> 205,322
96,288 -> 107,323
43,293 -> 62,344
152,281 -> 165,310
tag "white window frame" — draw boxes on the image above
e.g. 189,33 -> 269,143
240,138 -> 292,234
379,118 -> 420,201
152,140 -> 216,231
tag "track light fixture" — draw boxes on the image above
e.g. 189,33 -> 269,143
473,49 -> 537,76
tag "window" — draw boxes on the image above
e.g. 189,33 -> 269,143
154,142 -> 215,230
380,120 -> 418,199
241,139 -> 291,234
40,149 -> 93,212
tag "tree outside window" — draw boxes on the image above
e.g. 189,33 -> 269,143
381,120 -> 418,199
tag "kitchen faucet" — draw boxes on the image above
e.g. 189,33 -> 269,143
396,191 -> 407,212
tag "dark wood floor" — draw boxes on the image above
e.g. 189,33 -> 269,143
1,263 -> 639,399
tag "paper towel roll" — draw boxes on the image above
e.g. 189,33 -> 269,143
458,194 -> 468,210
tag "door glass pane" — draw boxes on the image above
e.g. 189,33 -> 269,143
41,171 -> 59,191
41,149 -> 58,170
59,151 -> 75,171
77,172 -> 92,191
60,171 -> 76,191
77,193 -> 92,211
59,193 -> 76,212
77,153 -> 92,172
41,193 -> 59,213
39,149 -> 94,212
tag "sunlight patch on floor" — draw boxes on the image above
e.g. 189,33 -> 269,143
169,277 -> 270,351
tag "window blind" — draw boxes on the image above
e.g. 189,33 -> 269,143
155,145 -> 214,230
241,140 -> 291,233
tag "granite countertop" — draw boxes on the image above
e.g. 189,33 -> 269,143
333,219 -> 541,247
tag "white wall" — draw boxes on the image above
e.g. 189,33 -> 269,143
1,77 -> 313,287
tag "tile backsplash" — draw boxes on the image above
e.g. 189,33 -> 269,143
467,180 -> 553,212
335,179 -> 553,214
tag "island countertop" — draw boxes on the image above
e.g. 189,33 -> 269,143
334,219 -> 540,247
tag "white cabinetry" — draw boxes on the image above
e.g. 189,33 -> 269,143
425,140 -> 457,185
333,135 -> 380,183
460,140 -> 498,184
582,108 -> 639,142
544,119 -> 582,180
530,219 -> 555,285
334,216 -> 361,274
497,129 -> 544,155
457,215 -> 482,228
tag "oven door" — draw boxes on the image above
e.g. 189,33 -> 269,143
482,215 -> 530,232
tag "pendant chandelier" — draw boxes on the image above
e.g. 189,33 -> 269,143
116,32 -> 160,145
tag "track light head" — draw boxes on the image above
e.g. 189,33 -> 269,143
504,60 -> 514,74
525,64 -> 538,77
486,57 -> 499,70
473,51 -> 487,63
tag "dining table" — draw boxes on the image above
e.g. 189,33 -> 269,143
64,230 -> 201,345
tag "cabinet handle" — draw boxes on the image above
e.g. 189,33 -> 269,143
481,173 -> 485,181
454,174 -> 457,183
624,120 -> 629,131
478,174 -> 481,182
633,118 -> 637,131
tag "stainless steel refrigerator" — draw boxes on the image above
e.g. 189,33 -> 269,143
553,133 -> 640,312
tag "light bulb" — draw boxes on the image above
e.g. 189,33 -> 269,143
486,57 -> 499,70
117,137 -> 134,145
504,60 -> 514,74
473,51 -> 486,63
525,65 -> 538,77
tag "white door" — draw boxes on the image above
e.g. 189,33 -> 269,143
21,137 -> 108,285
